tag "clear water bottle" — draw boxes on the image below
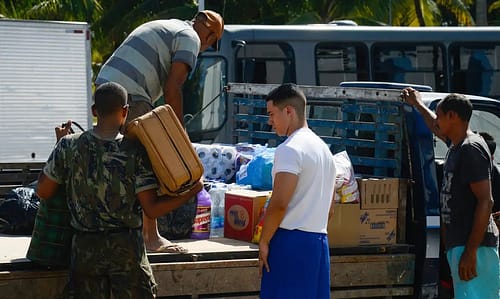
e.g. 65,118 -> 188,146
209,183 -> 227,238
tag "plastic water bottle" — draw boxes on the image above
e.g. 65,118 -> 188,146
209,183 -> 227,238
191,188 -> 211,239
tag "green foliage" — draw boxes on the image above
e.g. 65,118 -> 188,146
489,0 -> 500,13
1,0 -> 499,75
436,0 -> 474,25
489,0 -> 500,25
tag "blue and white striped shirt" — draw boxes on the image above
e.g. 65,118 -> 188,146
96,19 -> 200,104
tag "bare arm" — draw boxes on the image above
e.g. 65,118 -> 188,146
459,179 -> 494,281
402,87 -> 446,142
36,172 -> 61,200
259,172 -> 298,275
37,123 -> 70,199
328,191 -> 335,222
137,180 -> 203,219
260,172 -> 298,244
164,61 -> 191,123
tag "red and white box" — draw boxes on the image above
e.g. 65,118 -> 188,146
224,189 -> 270,242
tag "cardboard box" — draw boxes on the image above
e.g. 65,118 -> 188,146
357,178 -> 400,209
224,189 -> 270,242
359,209 -> 397,245
328,203 -> 399,247
327,202 -> 360,247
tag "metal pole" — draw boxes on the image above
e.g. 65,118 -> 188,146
198,0 -> 205,12
389,0 -> 392,25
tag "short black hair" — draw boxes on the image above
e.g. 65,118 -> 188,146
265,83 -> 306,118
93,82 -> 128,116
437,93 -> 472,122
479,131 -> 496,155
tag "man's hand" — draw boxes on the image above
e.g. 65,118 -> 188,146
258,240 -> 270,277
190,179 -> 205,196
401,87 -> 422,107
459,247 -> 478,281
55,120 -> 72,142
401,86 -> 445,141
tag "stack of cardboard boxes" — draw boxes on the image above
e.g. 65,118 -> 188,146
221,178 -> 404,247
328,178 -> 402,247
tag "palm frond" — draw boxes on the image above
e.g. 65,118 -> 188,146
435,0 -> 474,25
489,1 -> 500,13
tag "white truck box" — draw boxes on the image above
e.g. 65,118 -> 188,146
0,19 -> 92,163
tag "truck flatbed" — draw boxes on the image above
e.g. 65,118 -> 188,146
0,234 -> 414,298
0,83 -> 420,298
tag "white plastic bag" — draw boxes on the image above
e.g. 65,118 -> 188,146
332,151 -> 359,203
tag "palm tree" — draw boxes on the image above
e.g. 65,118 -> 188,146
435,0 -> 475,25
0,0 -> 198,73
278,0 -> 474,26
93,0 -> 196,53
1,0 -> 103,22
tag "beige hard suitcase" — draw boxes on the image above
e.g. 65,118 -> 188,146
126,105 -> 204,196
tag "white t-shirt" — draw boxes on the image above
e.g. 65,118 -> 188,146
273,127 -> 336,234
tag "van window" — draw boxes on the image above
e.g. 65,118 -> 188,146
372,43 -> 446,91
183,57 -> 227,139
449,43 -> 500,99
315,43 -> 369,86
235,43 -> 295,84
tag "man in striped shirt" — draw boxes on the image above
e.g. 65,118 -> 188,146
96,10 -> 223,253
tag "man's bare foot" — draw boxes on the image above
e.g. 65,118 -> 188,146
145,236 -> 187,253
142,213 -> 187,253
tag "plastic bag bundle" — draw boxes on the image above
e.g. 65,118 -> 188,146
0,183 -> 40,235
236,146 -> 275,190
193,144 -> 238,183
332,151 -> 360,203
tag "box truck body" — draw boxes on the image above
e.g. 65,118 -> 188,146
0,19 -> 92,163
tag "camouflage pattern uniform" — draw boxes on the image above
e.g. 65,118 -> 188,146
43,130 -> 158,298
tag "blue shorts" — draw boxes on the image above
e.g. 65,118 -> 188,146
260,228 -> 330,299
447,246 -> 499,299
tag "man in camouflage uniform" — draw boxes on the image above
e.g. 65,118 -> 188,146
37,82 -> 202,298
95,10 -> 224,253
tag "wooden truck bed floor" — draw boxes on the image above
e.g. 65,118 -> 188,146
0,234 -> 258,265
0,234 -> 414,299
0,163 -> 414,298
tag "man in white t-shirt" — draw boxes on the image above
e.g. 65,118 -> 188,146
258,83 -> 336,299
